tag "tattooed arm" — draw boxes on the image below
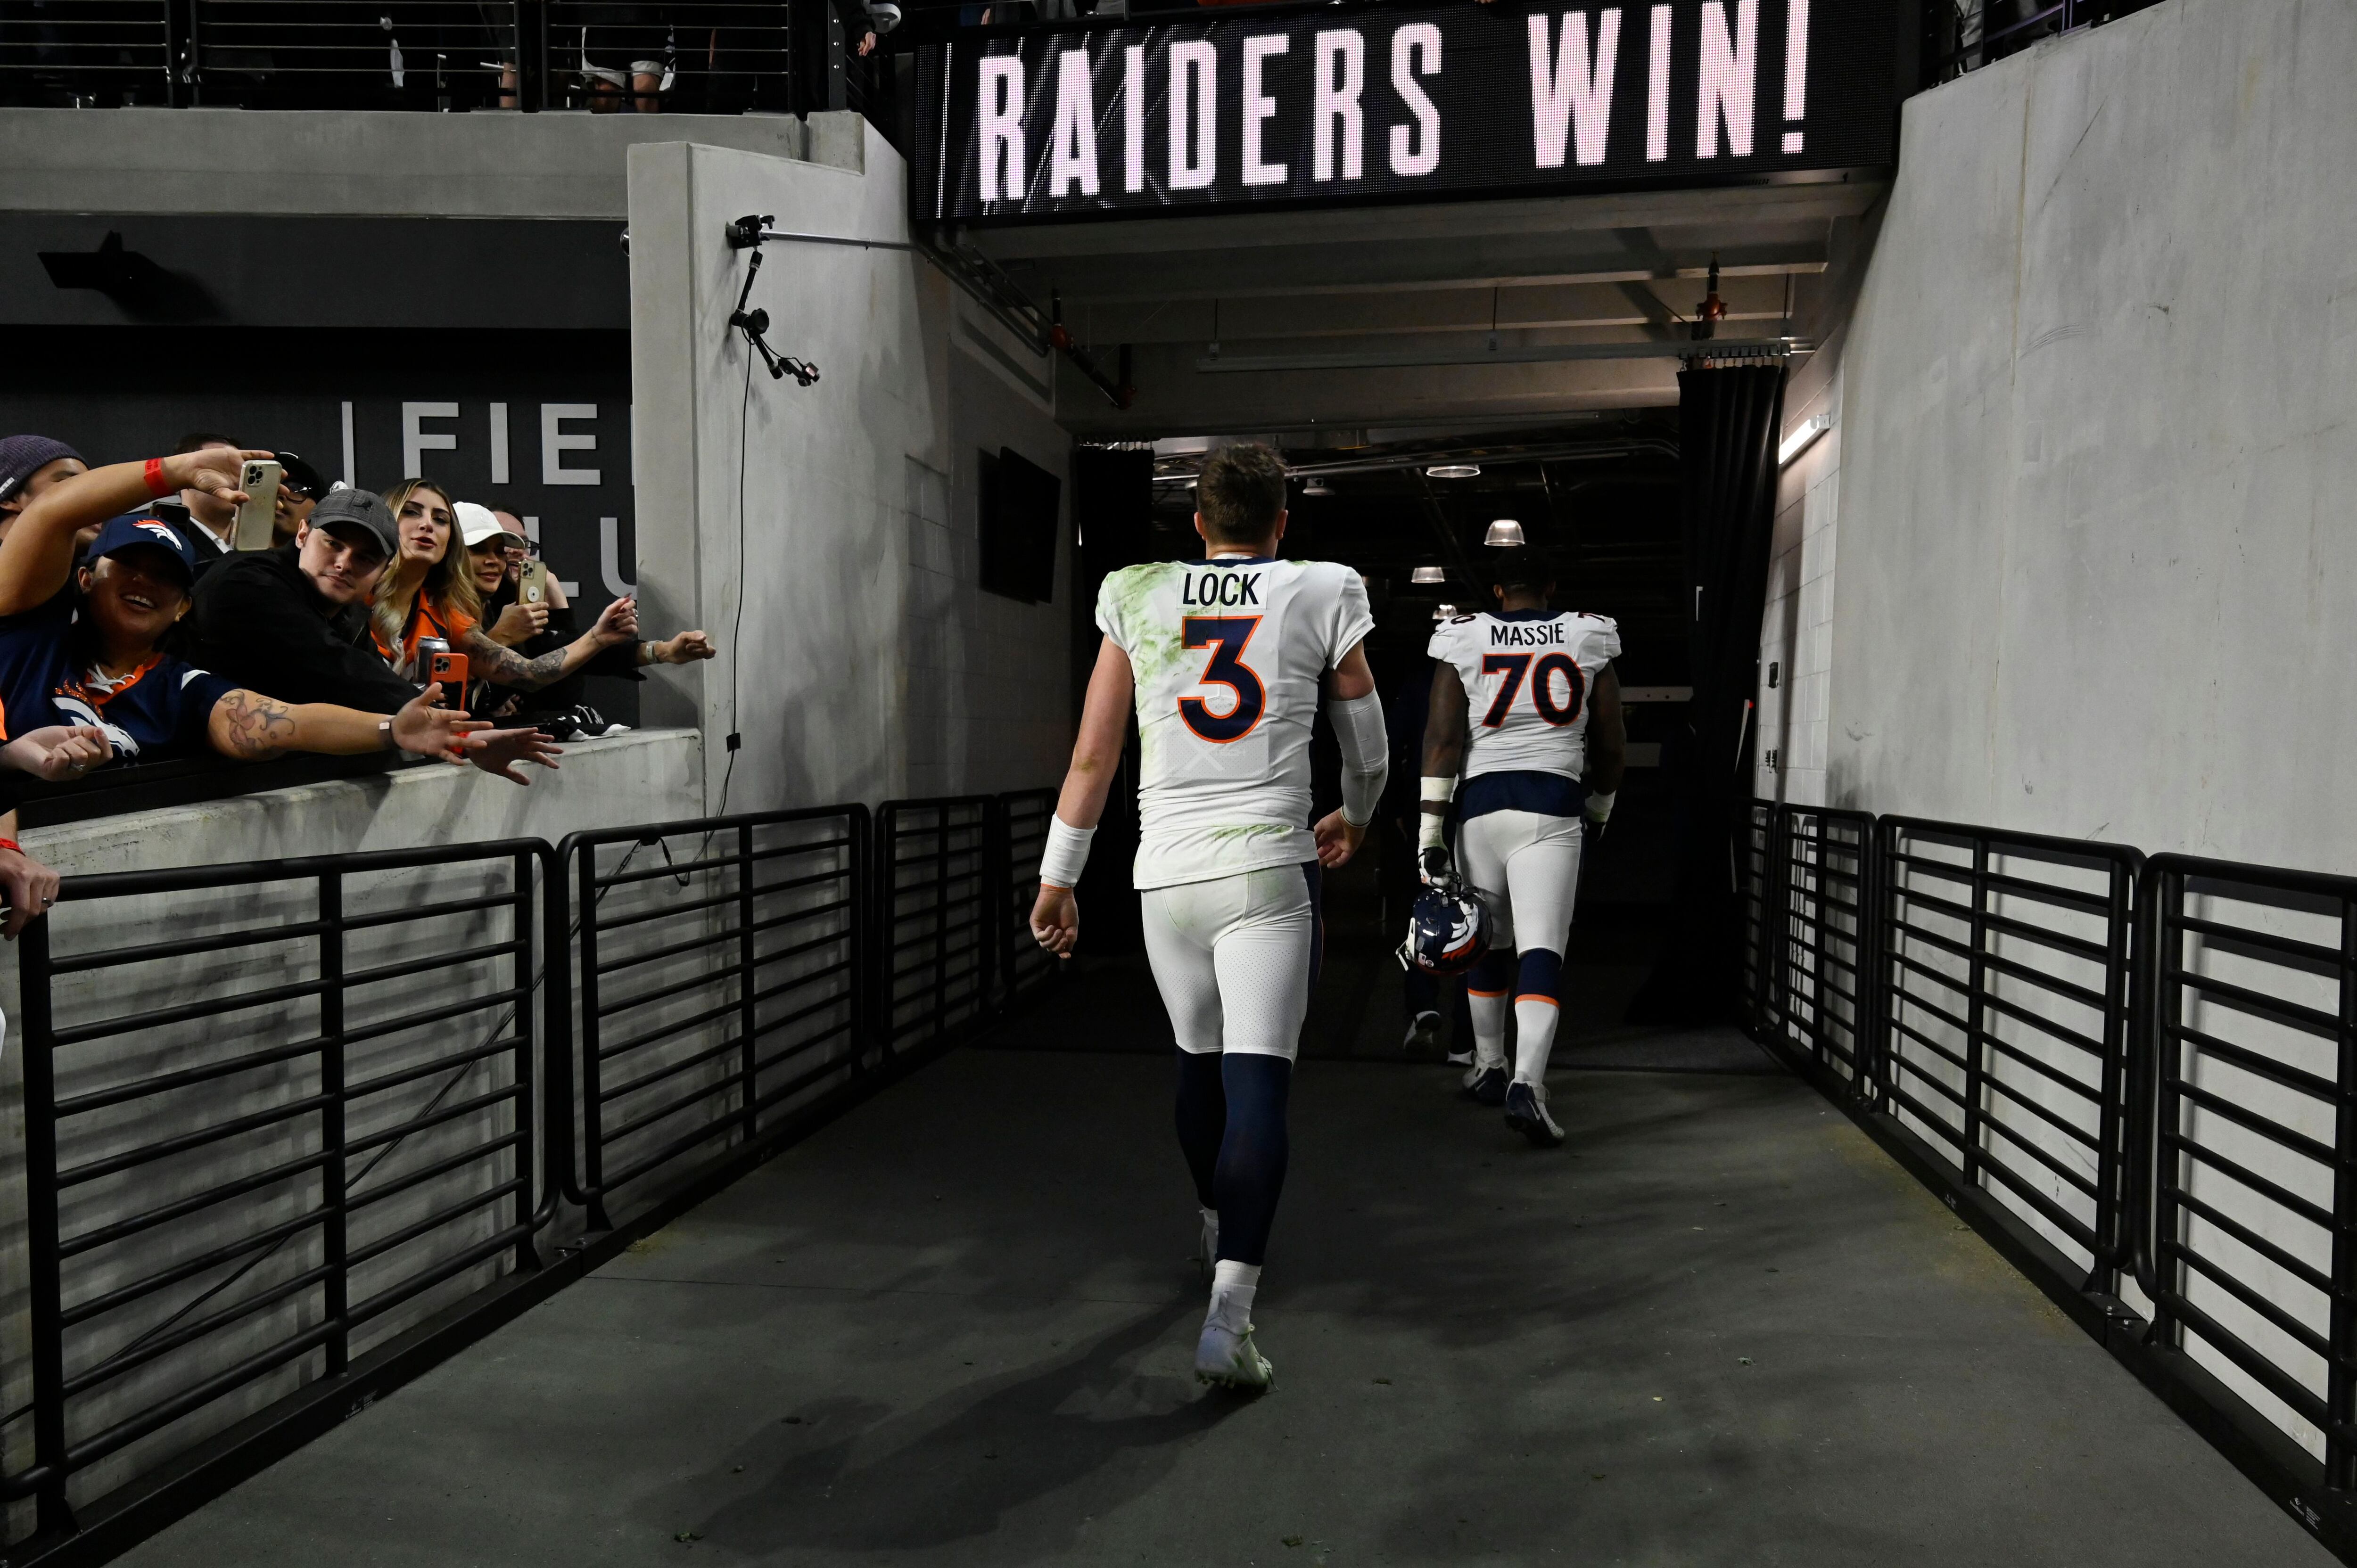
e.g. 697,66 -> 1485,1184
460,595 -> 638,690
209,685 -> 490,763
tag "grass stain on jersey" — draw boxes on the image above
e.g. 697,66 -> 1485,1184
1101,563 -> 1194,689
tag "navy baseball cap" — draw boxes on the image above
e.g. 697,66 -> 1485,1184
0,435 -> 85,505
88,513 -> 199,588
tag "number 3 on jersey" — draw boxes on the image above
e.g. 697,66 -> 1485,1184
1179,617 -> 1265,742
1480,651 -> 1584,727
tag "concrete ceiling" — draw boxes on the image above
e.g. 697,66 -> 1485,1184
970,173 -> 1887,438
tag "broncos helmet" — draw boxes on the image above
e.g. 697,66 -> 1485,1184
1398,873 -> 1492,977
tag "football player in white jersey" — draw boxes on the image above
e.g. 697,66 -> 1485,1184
1419,546 -> 1626,1147
1028,443 -> 1386,1393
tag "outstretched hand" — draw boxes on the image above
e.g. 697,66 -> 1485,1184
3,724 -> 113,782
0,844 -> 59,940
393,685 -> 492,763
468,727 -> 564,785
591,596 -> 641,647
166,447 -> 272,509
1030,884 -> 1078,958
1313,809 -> 1366,869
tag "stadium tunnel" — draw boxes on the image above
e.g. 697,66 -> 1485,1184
3,2 -> 2353,1566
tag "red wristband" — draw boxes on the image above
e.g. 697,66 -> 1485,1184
142,457 -> 174,499
0,839 -> 21,855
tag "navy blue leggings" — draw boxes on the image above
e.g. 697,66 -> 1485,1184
1174,1051 -> 1294,1266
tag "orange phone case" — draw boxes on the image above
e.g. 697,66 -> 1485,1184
428,652 -> 468,692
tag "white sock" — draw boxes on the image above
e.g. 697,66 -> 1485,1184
1513,996 -> 1559,1085
1467,989 -> 1508,1070
1208,1259 -> 1261,1329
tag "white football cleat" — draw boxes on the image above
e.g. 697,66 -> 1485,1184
1195,1316 -> 1274,1392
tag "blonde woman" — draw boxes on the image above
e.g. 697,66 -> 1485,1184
371,479 -> 637,690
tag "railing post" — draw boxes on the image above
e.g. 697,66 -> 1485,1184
2089,856 -> 2134,1296
319,871 -> 348,1374
511,849 -> 542,1270
513,0 -> 548,109
2329,887 -> 2357,1489
577,843 -> 611,1231
2147,863 -> 2184,1349
18,913 -> 75,1536
540,841 -> 576,1219
738,822 -> 759,1145
1961,835 -> 1992,1190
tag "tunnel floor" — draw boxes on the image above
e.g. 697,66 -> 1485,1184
122,1031 -> 2328,1568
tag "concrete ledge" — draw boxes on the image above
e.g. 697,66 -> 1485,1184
21,725 -> 703,876
0,109 -> 867,219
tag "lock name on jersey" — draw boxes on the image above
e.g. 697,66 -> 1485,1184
1180,569 -> 1262,608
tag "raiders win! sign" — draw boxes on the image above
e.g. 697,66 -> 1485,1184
916,0 -> 1897,224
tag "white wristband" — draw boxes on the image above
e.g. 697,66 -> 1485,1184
1585,789 -> 1617,823
1038,814 -> 1094,890
1418,776 -> 1455,851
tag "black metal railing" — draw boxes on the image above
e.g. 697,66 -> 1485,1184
2134,854 -> 2355,1492
1923,0 -> 2169,87
874,795 -> 996,1065
1741,796 -> 2355,1556
998,787 -> 1058,1012
559,806 -> 870,1231
0,787 -> 1056,1558
14,839 -> 552,1535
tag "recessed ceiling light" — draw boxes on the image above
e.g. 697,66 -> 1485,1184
1425,463 -> 1481,479
1411,566 -> 1448,584
1483,519 -> 1527,547
1434,603 -> 1459,619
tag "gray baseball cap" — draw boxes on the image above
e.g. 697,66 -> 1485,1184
307,487 -> 397,559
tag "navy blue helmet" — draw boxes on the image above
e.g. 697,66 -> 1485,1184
1398,874 -> 1492,977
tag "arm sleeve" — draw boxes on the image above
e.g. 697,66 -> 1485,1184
1325,691 -> 1389,826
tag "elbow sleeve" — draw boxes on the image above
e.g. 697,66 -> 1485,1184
1326,692 -> 1389,826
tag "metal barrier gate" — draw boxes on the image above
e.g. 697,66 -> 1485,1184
0,788 -> 1057,1562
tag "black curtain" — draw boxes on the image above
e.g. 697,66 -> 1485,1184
1631,361 -> 1786,1023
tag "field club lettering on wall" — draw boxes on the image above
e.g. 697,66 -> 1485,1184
921,0 -> 1890,221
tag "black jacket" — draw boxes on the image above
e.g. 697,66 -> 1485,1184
186,543 -> 419,714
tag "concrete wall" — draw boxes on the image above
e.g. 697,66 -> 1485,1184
627,131 -> 1072,816
1825,0 -> 2357,1469
1754,363 -> 1841,807
0,107 -> 860,219
1828,0 -> 2357,871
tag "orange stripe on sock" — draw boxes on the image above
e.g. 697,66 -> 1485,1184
1516,995 -> 1559,1008
1467,988 -> 1509,999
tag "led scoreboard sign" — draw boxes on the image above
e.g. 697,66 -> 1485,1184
916,0 -> 1898,225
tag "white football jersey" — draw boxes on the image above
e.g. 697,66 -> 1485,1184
1096,556 -> 1376,890
1427,609 -> 1621,781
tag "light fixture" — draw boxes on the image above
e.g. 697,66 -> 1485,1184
1303,478 -> 1334,496
1411,566 -> 1447,585
1434,603 -> 1459,619
1483,519 -> 1526,547
1778,411 -> 1832,467
1425,463 -> 1481,479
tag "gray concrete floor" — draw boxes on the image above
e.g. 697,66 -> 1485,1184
122,1040 -> 2329,1568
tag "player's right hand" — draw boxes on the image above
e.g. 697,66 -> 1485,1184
1419,845 -> 1453,885
1030,884 -> 1079,958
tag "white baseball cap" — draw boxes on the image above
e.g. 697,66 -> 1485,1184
455,501 -> 526,550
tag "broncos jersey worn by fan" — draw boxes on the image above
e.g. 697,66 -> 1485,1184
1096,555 -> 1376,890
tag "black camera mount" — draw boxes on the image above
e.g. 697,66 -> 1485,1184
726,215 -> 820,387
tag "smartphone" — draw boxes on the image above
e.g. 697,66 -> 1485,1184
427,651 -> 469,692
232,460 -> 283,551
519,558 -> 549,606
